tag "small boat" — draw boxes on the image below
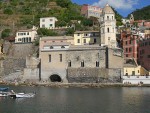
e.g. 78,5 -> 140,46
16,93 -> 35,98
0,91 -> 9,97
10,93 -> 35,99
0,87 -> 9,91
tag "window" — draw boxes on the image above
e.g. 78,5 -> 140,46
148,55 -> 150,58
85,34 -> 88,36
130,40 -> 132,44
50,19 -> 53,21
59,54 -> 62,62
145,42 -> 148,46
126,41 -> 128,45
112,16 -> 113,20
77,39 -> 80,43
84,39 -> 86,43
27,32 -> 29,35
126,54 -> 128,57
107,16 -> 109,20
42,19 -> 45,22
142,49 -> 145,54
49,55 -> 51,62
50,24 -> 53,27
132,71 -> 135,75
68,61 -> 71,67
29,37 -> 31,42
61,46 -> 65,48
42,24 -> 45,28
108,37 -> 110,40
107,28 -> 109,33
50,46 -> 53,49
94,38 -> 96,43
129,48 -> 132,52
96,61 -> 99,67
81,61 -> 84,67
126,48 -> 128,52
77,33 -> 80,36
138,70 -> 139,73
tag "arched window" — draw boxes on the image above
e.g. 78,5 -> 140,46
107,16 -> 109,20
61,46 -> 65,48
107,28 -> 109,33
50,46 -> 53,49
96,61 -> 99,67
81,61 -> 84,67
112,16 -> 113,20
68,61 -> 71,67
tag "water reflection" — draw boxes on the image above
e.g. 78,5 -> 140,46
0,86 -> 149,113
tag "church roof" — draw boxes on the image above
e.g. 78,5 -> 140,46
102,4 -> 114,14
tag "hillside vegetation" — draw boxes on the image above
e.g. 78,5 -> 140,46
127,5 -> 150,20
0,0 -> 123,38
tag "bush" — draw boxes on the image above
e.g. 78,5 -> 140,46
1,29 -> 11,39
37,28 -> 58,36
3,8 -> 13,15
66,28 -> 75,35
82,19 -> 93,26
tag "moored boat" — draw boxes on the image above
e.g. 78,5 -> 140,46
0,91 -> 9,97
0,87 -> 9,91
16,93 -> 35,98
9,93 -> 35,98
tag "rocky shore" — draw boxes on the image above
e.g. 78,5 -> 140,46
0,81 -> 150,88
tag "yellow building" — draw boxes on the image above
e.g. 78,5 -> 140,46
124,65 -> 149,76
74,31 -> 100,45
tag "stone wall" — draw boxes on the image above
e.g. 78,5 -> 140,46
3,42 -> 37,59
1,42 -> 38,76
2,58 -> 25,75
23,56 -> 40,82
66,48 -> 106,68
67,67 -> 121,83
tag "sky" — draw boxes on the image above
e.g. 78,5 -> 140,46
71,0 -> 150,17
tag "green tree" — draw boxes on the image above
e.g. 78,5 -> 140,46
56,0 -> 72,8
82,19 -> 93,26
1,29 -> 11,39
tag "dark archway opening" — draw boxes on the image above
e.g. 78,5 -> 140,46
50,74 -> 62,82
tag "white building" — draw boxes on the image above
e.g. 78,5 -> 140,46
40,17 -> 58,29
15,26 -> 38,43
100,4 -> 117,48
122,18 -> 130,25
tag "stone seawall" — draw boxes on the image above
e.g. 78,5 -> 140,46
67,68 -> 121,83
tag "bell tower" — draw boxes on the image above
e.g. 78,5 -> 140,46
100,4 -> 117,48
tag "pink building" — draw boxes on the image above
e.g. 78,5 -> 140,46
81,4 -> 102,19
121,31 -> 139,62
138,37 -> 150,71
